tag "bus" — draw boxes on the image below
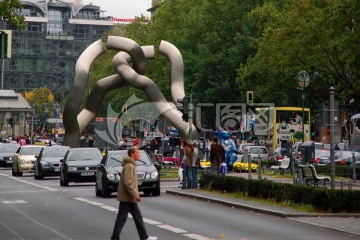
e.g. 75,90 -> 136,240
253,107 -> 310,149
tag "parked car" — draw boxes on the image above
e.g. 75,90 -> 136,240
95,150 -> 160,197
34,138 -> 57,146
60,147 -> 103,186
0,143 -> 20,167
314,149 -> 331,165
238,143 -> 254,161
12,145 -> 44,176
247,146 -> 269,163
314,142 -> 325,150
335,151 -> 360,165
34,145 -> 71,179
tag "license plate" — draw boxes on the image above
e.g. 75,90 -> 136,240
138,181 -> 142,185
81,172 -> 94,176
54,168 -> 60,172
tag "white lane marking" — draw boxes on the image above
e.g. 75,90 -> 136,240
100,205 -> 118,212
143,218 -> 162,225
74,198 -> 212,240
87,201 -> 104,206
183,233 -> 213,240
0,222 -> 25,240
74,197 -> 89,202
2,200 -> 27,204
157,224 -> 187,233
0,173 -> 58,191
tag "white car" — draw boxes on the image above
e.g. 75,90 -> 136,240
12,145 -> 44,176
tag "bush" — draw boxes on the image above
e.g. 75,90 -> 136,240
200,173 -> 360,213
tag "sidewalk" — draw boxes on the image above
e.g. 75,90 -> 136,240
165,172 -> 360,236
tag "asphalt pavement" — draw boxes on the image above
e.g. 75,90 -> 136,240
165,172 -> 360,237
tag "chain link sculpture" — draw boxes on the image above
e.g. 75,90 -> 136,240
63,36 -> 197,148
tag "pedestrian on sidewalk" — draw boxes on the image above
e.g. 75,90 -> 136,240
210,136 -> 225,175
191,141 -> 200,188
180,140 -> 193,189
110,147 -> 157,240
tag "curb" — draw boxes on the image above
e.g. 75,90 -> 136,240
166,189 -> 360,218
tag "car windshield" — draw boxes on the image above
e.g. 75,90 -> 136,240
0,144 -> 19,153
42,147 -> 70,157
315,150 -> 330,158
337,151 -> 359,159
21,147 -> 43,155
249,147 -> 267,154
106,152 -> 151,167
67,149 -> 102,161
315,143 -> 324,150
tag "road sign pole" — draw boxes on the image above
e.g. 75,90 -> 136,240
31,111 -> 34,144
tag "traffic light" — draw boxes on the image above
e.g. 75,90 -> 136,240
0,30 -> 12,59
151,119 -> 159,131
176,96 -> 190,122
246,91 -> 254,105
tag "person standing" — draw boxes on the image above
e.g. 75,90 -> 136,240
191,141 -> 199,188
150,138 -> 157,160
110,147 -> 157,240
180,140 -> 193,189
210,136 -> 225,175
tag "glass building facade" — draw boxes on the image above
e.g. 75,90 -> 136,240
0,0 -> 113,99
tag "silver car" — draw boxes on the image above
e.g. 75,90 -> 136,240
247,146 -> 269,163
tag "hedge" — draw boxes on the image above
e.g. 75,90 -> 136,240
199,173 -> 360,212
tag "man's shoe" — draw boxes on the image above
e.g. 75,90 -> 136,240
146,236 -> 157,240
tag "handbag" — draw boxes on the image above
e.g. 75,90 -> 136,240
182,151 -> 187,164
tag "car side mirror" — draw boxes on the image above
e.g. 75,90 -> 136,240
154,162 -> 162,171
35,155 -> 39,159
60,159 -> 64,163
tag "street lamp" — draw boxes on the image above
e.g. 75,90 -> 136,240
297,71 -> 309,142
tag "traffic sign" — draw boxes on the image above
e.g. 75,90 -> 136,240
249,119 -> 255,127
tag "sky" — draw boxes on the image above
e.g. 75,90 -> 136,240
83,0 -> 152,19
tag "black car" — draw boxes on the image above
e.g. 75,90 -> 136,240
34,145 -> 70,179
95,150 -> 160,198
60,147 -> 103,186
0,143 -> 20,167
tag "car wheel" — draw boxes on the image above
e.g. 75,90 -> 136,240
152,183 -> 160,196
38,172 -> 44,180
101,180 -> 111,198
60,178 -> 64,186
34,167 -> 39,179
17,164 -> 23,176
95,181 -> 102,197
63,174 -> 69,186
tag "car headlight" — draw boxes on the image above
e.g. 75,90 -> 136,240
41,162 -> 50,167
145,173 -> 151,179
68,166 -> 77,171
0,157 -> 3,160
107,172 -> 115,180
9,157 -> 12,160
150,170 -> 159,179
115,174 -> 120,180
20,159 -> 26,165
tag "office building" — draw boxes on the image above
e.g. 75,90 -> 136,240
0,0 -> 113,99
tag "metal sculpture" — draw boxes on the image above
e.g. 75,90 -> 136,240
63,36 -> 197,147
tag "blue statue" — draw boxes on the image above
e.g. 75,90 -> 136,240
214,131 -> 239,170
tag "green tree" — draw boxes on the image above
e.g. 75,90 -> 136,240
0,0 -> 26,30
237,0 -> 360,108
24,87 -> 55,123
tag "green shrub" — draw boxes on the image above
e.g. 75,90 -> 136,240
200,173 -> 360,213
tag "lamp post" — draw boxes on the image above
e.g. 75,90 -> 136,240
297,71 -> 310,142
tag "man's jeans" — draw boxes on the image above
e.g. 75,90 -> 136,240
191,166 -> 198,188
182,163 -> 191,189
111,202 -> 148,240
